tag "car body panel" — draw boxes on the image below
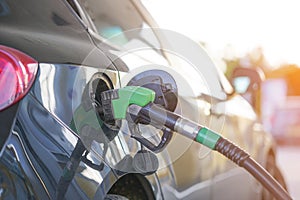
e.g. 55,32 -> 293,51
11,63 -> 165,199
12,94 -> 116,199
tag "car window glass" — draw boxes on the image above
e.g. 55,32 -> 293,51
75,0 -> 226,100
77,0 -> 161,49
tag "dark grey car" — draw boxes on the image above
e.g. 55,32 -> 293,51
0,0 -> 286,199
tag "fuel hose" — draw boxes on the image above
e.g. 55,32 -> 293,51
128,103 -> 292,200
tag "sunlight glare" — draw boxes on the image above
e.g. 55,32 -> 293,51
142,0 -> 300,67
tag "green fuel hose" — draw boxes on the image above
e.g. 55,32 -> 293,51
128,103 -> 292,200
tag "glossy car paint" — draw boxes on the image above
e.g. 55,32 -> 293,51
9,62 -> 164,199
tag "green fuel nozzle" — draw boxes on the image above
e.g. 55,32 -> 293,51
101,86 -> 291,200
101,86 -> 225,150
101,86 -> 155,122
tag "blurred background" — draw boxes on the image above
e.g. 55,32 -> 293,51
142,0 -> 300,199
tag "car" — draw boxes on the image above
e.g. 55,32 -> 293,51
270,96 -> 300,144
0,0 -> 286,199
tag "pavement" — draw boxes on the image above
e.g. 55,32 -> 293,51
277,145 -> 300,200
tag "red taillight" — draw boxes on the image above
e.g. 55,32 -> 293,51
0,45 -> 38,111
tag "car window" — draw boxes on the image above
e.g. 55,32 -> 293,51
76,0 -> 161,49
72,0 -> 227,100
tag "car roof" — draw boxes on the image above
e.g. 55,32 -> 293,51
0,0 -> 113,69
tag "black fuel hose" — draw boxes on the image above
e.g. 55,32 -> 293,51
215,137 -> 291,200
128,103 -> 292,200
